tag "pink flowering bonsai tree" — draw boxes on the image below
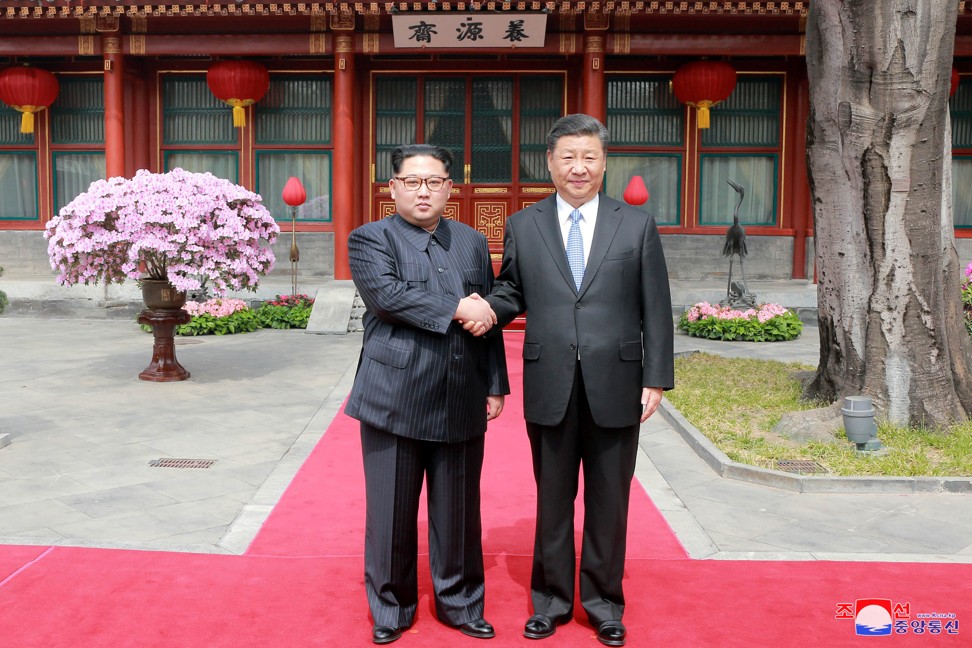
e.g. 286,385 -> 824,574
45,168 -> 280,295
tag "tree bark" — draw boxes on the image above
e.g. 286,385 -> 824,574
805,0 -> 972,427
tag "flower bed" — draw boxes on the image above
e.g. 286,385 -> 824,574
678,301 -> 803,342
140,294 -> 315,336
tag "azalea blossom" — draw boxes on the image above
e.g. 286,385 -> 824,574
45,168 -> 280,295
684,301 -> 792,324
183,298 -> 250,318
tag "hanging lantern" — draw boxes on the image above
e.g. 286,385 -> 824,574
951,67 -> 960,97
623,175 -> 649,206
671,60 -> 737,129
0,65 -> 59,134
206,60 -> 270,128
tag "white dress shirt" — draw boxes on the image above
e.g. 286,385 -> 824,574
556,194 -> 598,265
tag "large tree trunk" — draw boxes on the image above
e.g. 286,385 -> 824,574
805,0 -> 972,428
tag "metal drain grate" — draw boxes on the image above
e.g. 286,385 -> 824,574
776,459 -> 823,475
149,458 -> 217,469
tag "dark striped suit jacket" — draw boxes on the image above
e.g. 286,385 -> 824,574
345,214 -> 509,442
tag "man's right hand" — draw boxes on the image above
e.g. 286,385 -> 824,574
455,293 -> 496,336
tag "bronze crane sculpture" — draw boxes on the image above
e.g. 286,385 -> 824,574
721,178 -> 756,307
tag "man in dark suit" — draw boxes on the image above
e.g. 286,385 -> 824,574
346,144 -> 510,644
481,114 -> 674,647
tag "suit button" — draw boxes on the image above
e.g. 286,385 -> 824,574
453,354 -> 461,360
569,344 -> 576,351
430,239 -> 437,245
438,267 -> 445,273
575,303 -> 582,309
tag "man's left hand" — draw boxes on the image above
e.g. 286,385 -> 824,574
486,394 -> 505,421
640,387 -> 663,423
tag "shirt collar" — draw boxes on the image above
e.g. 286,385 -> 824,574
556,194 -> 599,224
393,213 -> 451,251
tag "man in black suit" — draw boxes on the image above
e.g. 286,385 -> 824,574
480,114 -> 674,647
346,144 -> 510,644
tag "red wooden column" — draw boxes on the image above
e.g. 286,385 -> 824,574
788,68 -> 811,280
581,32 -> 606,122
332,30 -> 354,280
103,34 -> 125,179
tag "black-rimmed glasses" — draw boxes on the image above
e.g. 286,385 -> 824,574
393,176 -> 449,192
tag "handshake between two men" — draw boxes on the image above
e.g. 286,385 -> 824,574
454,293 -> 496,337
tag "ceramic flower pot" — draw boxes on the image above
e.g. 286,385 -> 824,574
140,278 -> 187,311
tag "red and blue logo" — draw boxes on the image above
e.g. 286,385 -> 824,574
855,599 -> 893,636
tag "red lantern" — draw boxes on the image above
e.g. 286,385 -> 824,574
206,60 -> 270,128
0,66 -> 59,134
951,67 -> 960,98
623,175 -> 649,206
282,176 -> 307,207
671,60 -> 737,129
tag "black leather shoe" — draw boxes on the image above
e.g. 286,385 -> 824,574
372,625 -> 402,644
523,614 -> 570,640
595,620 -> 627,647
458,618 -> 496,639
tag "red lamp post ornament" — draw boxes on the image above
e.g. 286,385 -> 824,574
206,60 -> 270,128
623,175 -> 650,206
672,60 -> 737,129
282,176 -> 306,295
0,65 -> 59,134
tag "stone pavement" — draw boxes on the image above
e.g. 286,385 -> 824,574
1,282 -> 971,563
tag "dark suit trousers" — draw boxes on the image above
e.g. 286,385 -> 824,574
526,364 -> 639,626
360,423 -> 487,628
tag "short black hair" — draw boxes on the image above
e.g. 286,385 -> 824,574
390,144 -> 454,175
546,114 -> 609,151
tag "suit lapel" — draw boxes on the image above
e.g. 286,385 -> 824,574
577,197 -> 622,297
532,196 -> 578,292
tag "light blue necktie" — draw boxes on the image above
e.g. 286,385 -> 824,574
566,208 -> 585,290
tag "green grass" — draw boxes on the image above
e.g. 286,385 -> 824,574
665,353 -> 972,477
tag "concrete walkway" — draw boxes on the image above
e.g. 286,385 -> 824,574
1,278 -> 971,563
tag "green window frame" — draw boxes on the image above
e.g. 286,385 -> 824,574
519,75 -> 563,183
375,76 -> 418,182
52,151 -> 106,215
607,76 -> 684,147
951,78 -> 972,228
699,153 -> 778,226
606,153 -> 682,226
0,151 -> 39,220
700,77 -> 781,148
163,151 -> 240,183
471,77 -> 513,183
255,75 -> 331,146
255,150 -> 332,223
698,76 -> 781,227
162,75 -> 237,146
50,77 -> 104,145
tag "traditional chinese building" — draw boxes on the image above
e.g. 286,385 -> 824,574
1,0 -> 972,283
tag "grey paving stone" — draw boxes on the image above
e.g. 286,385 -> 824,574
57,484 -> 180,519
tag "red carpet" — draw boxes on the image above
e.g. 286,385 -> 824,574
1,335 -> 970,646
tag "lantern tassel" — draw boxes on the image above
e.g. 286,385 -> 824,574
20,110 -> 34,134
695,100 -> 714,129
229,101 -> 246,128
